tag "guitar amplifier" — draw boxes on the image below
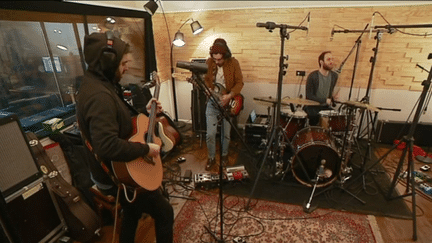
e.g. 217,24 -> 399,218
245,111 -> 269,146
0,115 -> 66,243
375,120 -> 432,146
2,178 -> 66,243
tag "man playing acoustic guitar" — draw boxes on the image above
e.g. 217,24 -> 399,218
204,38 -> 244,170
76,32 -> 173,243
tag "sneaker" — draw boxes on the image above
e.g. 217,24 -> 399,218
221,156 -> 229,166
206,158 -> 215,170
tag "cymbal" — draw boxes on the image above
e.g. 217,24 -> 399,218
282,97 -> 320,106
343,100 -> 380,112
253,97 -> 290,106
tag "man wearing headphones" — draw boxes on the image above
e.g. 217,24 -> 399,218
204,38 -> 244,170
76,32 -> 173,243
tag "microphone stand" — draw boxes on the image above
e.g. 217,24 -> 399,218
334,24 -> 369,101
345,63 -> 432,241
245,22 -> 309,210
189,71 -> 253,243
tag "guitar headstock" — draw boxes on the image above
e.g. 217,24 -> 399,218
151,71 -> 160,86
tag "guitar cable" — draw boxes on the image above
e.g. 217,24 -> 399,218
112,186 -> 121,243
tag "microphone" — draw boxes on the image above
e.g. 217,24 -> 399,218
330,27 -> 334,41
176,61 -> 208,73
290,103 -> 296,113
256,22 -> 276,29
331,97 -> 337,108
318,159 -> 326,177
256,22 -> 308,30
306,13 -> 310,37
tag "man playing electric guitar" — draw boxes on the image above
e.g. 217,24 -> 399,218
204,38 -> 244,170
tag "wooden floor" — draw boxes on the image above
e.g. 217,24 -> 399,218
88,128 -> 432,243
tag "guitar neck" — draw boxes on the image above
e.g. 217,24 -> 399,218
146,73 -> 160,144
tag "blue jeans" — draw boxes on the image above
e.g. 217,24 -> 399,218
206,100 -> 231,159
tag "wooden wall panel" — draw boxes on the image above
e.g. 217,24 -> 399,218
152,4 -> 432,92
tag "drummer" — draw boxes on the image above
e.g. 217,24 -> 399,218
304,51 -> 339,126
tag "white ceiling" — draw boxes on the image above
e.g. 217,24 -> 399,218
68,1 -> 432,13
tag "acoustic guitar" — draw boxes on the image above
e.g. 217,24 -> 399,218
172,72 -> 244,116
112,71 -> 163,191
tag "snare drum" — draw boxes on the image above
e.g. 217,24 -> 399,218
319,110 -> 349,132
280,109 -> 307,141
290,126 -> 340,187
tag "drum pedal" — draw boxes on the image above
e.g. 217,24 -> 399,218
341,175 -> 351,183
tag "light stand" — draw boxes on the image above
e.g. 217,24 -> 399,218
170,18 -> 203,126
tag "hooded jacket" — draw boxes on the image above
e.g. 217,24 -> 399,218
76,32 -> 149,185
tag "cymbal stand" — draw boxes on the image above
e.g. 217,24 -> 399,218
334,23 -> 370,100
245,22 -> 309,210
356,30 -> 384,141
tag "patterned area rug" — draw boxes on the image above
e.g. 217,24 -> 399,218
174,191 -> 383,243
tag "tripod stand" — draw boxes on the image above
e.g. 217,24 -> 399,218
346,63 -> 432,241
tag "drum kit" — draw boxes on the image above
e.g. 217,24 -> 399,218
252,96 -> 380,189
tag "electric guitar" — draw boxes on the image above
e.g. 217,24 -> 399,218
172,72 -> 244,116
156,114 -> 181,153
112,71 -> 163,191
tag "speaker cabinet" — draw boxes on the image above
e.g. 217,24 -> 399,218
2,178 -> 66,243
375,120 -> 432,146
191,86 -> 207,133
0,115 -> 66,242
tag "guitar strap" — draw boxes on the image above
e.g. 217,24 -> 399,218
78,85 -> 148,203
78,120 -> 120,187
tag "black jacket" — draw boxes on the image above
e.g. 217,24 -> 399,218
76,33 -> 149,185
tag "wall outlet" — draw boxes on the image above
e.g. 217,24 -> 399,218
296,71 -> 306,77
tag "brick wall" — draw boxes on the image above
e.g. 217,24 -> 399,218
152,4 -> 432,92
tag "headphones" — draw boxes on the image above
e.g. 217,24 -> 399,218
210,42 -> 232,59
100,31 -> 117,73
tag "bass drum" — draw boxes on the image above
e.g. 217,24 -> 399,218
290,126 -> 340,187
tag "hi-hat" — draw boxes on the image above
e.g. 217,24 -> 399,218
253,96 -> 290,106
282,97 -> 320,106
343,100 -> 380,112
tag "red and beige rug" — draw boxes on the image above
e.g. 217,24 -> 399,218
174,191 -> 383,243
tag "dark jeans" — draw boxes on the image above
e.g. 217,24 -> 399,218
100,186 -> 174,243
120,188 -> 173,243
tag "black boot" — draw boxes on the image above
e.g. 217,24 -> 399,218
206,158 -> 215,170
